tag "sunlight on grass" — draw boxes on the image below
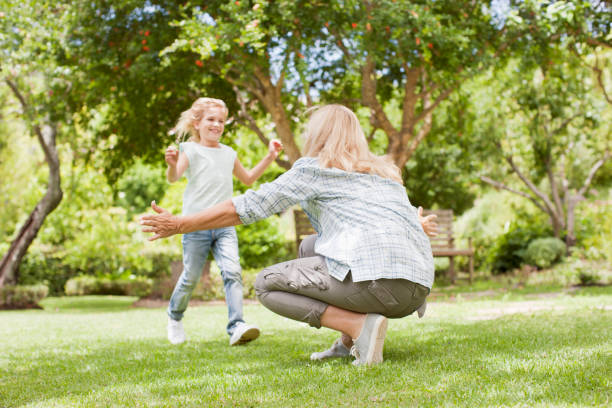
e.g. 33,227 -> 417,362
1,290 -> 611,407
40,295 -> 138,312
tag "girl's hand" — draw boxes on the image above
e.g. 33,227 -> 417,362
165,146 -> 179,167
417,206 -> 438,237
268,139 -> 283,159
140,201 -> 181,241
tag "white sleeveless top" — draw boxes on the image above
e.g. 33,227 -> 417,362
180,142 -> 237,215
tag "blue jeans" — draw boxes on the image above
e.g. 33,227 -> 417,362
167,227 -> 244,336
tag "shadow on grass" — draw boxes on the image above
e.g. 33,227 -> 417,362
2,309 -> 610,407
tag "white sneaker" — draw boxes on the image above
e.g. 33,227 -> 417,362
167,318 -> 186,345
229,323 -> 260,346
310,338 -> 350,360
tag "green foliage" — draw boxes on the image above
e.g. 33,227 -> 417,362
64,276 -> 152,298
486,219 -> 553,274
574,190 -> 612,261
524,237 -> 566,269
0,284 -> 48,309
114,160 -> 168,216
403,92 -> 481,214
578,270 -> 602,286
237,220 -> 293,269
17,155 -> 181,294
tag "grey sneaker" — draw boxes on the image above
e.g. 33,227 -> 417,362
310,338 -> 350,360
229,323 -> 260,346
167,317 -> 186,345
350,313 -> 388,366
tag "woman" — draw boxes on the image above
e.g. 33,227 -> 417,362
141,104 -> 437,366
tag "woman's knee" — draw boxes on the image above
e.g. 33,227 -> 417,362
254,267 -> 275,299
298,234 -> 317,258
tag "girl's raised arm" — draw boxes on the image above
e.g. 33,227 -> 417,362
233,139 -> 282,186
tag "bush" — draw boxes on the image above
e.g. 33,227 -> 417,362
114,160 -> 167,217
65,276 -> 153,297
237,217 -> 294,269
486,218 -> 553,274
524,237 -> 566,269
0,284 -> 49,309
578,271 -> 601,286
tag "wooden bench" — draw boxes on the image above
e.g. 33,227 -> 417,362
293,208 -> 474,284
422,209 -> 474,284
294,209 -> 316,251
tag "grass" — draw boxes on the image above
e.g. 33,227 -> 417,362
1,288 -> 611,407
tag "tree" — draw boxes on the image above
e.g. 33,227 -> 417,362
0,0 -> 76,285
160,0 -> 510,170
479,56 -> 610,247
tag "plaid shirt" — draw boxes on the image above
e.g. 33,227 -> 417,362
232,158 -> 434,288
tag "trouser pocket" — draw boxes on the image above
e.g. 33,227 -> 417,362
260,256 -> 330,293
367,280 -> 400,308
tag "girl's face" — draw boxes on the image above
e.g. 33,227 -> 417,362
194,106 -> 226,147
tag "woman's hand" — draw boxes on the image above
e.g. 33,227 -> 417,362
417,206 -> 438,237
140,201 -> 181,241
268,139 -> 283,159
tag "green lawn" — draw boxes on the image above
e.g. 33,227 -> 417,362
1,289 -> 611,407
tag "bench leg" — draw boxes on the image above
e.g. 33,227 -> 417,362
468,255 -> 474,285
449,256 -> 456,284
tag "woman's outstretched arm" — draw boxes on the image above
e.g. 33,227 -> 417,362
140,199 -> 241,241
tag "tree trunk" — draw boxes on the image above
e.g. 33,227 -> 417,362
564,195 -> 581,248
251,67 -> 302,165
0,123 -> 63,287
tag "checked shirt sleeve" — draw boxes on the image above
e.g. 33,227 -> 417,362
232,158 -> 319,225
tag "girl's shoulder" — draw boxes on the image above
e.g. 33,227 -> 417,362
179,141 -> 195,152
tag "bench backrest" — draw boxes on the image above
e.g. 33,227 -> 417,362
294,208 -> 456,249
421,209 -> 455,249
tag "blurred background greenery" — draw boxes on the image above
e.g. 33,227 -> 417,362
1,0 -> 610,307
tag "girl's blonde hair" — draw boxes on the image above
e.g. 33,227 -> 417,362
169,97 -> 228,143
302,104 -> 403,184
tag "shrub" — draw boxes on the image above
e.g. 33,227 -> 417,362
65,276 -> 152,297
0,284 -> 49,309
524,237 -> 566,269
486,220 -> 553,274
114,160 -> 167,217
237,217 -> 294,269
578,271 -> 601,286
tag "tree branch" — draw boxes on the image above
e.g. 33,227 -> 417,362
328,27 -> 352,60
505,154 -> 559,219
5,79 -> 57,167
578,151 -> 610,197
480,176 -> 547,213
360,57 -> 396,136
400,64 -> 421,133
233,86 -> 291,169
413,85 -> 456,125
592,53 -> 612,105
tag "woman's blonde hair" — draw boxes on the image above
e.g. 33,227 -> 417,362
169,97 -> 228,143
302,104 -> 403,184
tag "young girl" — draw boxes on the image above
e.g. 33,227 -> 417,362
164,97 -> 282,346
